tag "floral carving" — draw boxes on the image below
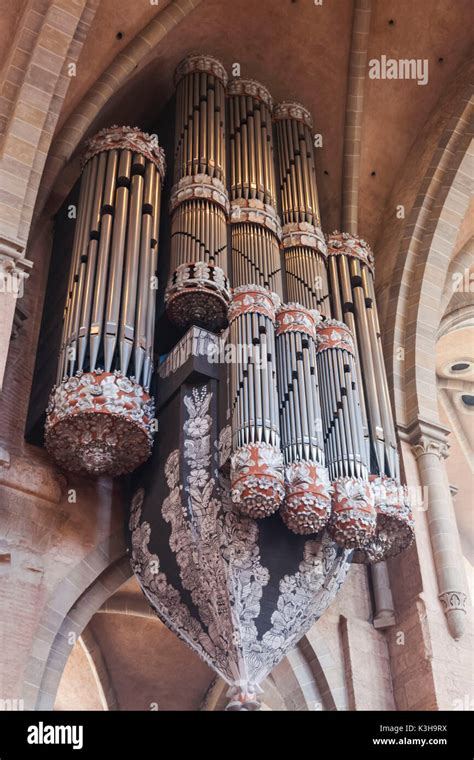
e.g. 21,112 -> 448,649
170,175 -> 230,215
45,370 -> 154,475
353,475 -> 415,562
281,461 -> 333,535
275,303 -> 319,339
228,284 -> 280,324
326,231 -> 375,272
317,319 -> 356,356
81,125 -> 166,179
129,387 -> 351,695
273,102 -> 314,129
227,78 -> 273,108
329,477 -> 376,549
166,262 -> 231,330
174,53 -> 228,87
230,442 -> 285,518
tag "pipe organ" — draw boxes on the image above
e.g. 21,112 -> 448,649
45,54 -> 413,565
45,126 -> 164,476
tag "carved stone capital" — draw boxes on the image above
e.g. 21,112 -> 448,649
439,590 -> 468,613
0,238 -> 33,279
439,591 -> 468,640
401,416 -> 451,461
411,436 -> 450,461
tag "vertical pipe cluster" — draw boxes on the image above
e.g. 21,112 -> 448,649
316,319 -> 375,549
275,305 -> 332,534
229,285 -> 284,518
325,234 -> 414,560
326,232 -> 399,480
166,55 -> 231,331
274,103 -> 330,316
45,126 -> 165,476
228,80 -> 283,298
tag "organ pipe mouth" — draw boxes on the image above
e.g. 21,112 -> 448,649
174,53 -> 228,87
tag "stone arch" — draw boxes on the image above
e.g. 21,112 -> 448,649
0,0 -> 100,249
22,532 -> 132,710
379,66 -> 473,428
439,236 -> 474,320
33,0 -> 203,227
78,625 -> 120,711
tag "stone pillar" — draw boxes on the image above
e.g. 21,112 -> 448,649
409,419 -> 468,640
372,561 -> 395,628
0,238 -> 32,390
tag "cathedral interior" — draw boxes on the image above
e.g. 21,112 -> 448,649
0,0 -> 472,712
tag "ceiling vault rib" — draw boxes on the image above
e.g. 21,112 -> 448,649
341,0 -> 372,234
33,0 -> 204,227
79,626 -> 120,711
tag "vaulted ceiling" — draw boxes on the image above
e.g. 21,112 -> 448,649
40,0 -> 473,246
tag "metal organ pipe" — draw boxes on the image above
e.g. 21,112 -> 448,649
275,304 -> 332,534
326,232 -> 397,480
166,54 -> 231,332
228,80 -> 283,299
316,319 -> 376,549
274,102 -> 330,317
325,232 -> 413,561
229,286 -> 284,519
45,126 -> 165,477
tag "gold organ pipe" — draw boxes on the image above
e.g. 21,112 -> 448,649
89,149 -> 118,371
67,154 -> 99,377
77,150 -> 108,371
104,148 -> 132,371
135,161 -> 155,385
207,74 -> 215,178
57,158 -> 91,382
46,127 -> 165,477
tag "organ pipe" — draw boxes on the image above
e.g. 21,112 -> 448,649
228,80 -> 283,299
45,126 -> 165,476
274,102 -> 330,316
316,319 -> 375,549
166,55 -> 230,331
275,304 -> 332,534
229,285 -> 284,519
326,232 -> 399,481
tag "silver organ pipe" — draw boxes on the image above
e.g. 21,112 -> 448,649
43,57 -> 413,563
166,55 -> 231,332
275,304 -> 332,534
229,285 -> 284,519
45,126 -> 165,476
326,232 -> 399,478
326,232 -> 414,560
274,102 -> 330,316
228,80 -> 283,299
316,319 -> 376,549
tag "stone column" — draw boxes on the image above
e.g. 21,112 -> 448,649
409,419 -> 468,640
0,238 -> 32,390
372,562 -> 395,628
